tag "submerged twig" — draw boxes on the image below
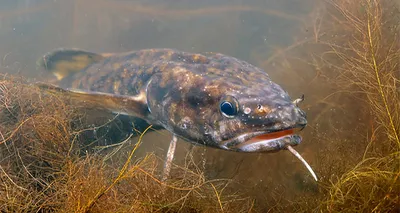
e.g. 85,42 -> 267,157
287,145 -> 318,181
162,135 -> 178,182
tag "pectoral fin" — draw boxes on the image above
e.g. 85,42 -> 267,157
35,83 -> 150,119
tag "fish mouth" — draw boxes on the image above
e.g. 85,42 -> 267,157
222,126 -> 318,181
223,127 -> 303,152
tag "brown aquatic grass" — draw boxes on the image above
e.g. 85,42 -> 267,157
317,0 -> 400,212
0,75 -> 254,212
308,0 -> 400,212
250,0 -> 399,211
0,0 -> 399,212
0,75 -> 79,212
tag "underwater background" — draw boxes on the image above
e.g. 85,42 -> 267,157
0,0 -> 399,212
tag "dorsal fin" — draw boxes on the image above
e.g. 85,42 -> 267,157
36,48 -> 105,80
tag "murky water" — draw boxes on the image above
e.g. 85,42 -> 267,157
2,0 -> 394,211
0,0 -> 324,206
0,0 -> 314,77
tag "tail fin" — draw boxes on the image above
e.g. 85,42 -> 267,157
36,48 -> 105,80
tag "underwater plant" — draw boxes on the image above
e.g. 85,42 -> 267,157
0,75 -> 254,212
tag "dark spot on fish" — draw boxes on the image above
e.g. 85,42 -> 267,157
186,87 -> 215,107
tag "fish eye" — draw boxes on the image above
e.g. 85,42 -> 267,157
220,96 -> 239,118
220,101 -> 237,117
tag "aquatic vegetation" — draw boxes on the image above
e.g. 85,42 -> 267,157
244,0 -> 399,211
0,0 -> 398,212
318,0 -> 400,211
0,76 -> 253,212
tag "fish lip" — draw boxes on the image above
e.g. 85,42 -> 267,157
221,126 -> 305,153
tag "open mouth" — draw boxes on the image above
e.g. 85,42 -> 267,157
223,127 -> 318,182
244,128 -> 297,146
224,128 -> 302,153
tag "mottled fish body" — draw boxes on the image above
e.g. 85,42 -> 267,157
36,48 -> 317,181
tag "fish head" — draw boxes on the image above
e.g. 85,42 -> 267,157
146,61 -> 307,153
146,61 -> 314,179
211,80 -> 307,152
